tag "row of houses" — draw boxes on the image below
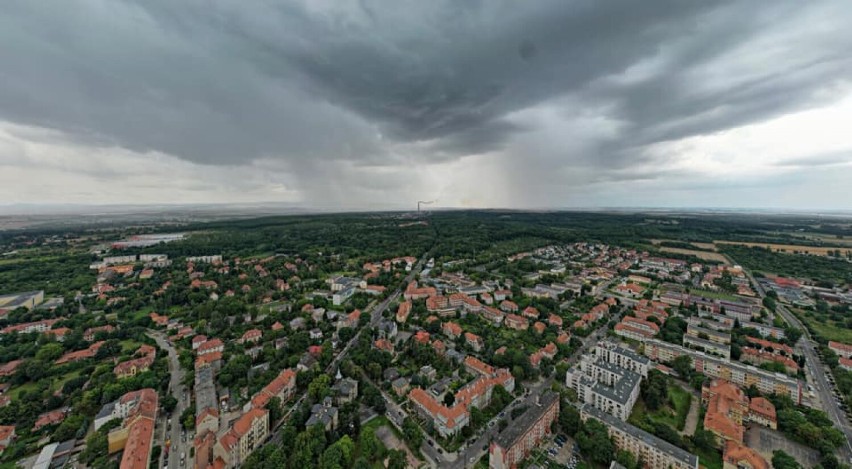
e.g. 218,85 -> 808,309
642,339 -> 803,404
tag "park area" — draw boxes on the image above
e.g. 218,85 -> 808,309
629,384 -> 693,432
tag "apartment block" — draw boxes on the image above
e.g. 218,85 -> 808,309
489,392 -> 559,469
579,405 -> 699,469
642,339 -> 802,404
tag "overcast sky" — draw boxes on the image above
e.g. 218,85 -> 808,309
1,1 -> 851,211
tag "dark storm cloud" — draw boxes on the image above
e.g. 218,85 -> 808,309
0,0 -> 850,174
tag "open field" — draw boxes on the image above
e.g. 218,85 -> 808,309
792,308 -> 852,343
660,247 -> 730,264
715,240 -> 851,257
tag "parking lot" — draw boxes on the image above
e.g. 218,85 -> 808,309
533,434 -> 581,469
745,424 -> 820,468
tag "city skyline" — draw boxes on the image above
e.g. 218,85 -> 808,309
2,1 -> 851,210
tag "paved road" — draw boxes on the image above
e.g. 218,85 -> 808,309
739,265 -> 852,463
149,331 -> 192,469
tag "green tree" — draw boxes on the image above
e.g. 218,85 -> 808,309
615,449 -> 638,469
771,450 -> 801,469
558,402 -> 581,436
387,449 -> 407,469
358,427 -> 384,462
672,355 -> 693,379
35,343 -> 64,362
576,418 -> 614,465
402,417 -> 424,449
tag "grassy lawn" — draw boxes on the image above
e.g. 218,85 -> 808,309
10,369 -> 83,400
629,385 -> 692,431
687,289 -> 740,302
120,339 -> 143,353
9,381 -> 39,400
53,369 -> 82,391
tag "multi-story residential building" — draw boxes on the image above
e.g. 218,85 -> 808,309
642,339 -> 802,404
197,338 -> 224,356
465,332 -> 484,352
565,344 -> 644,420
579,405 -> 699,469
683,335 -> 731,360
249,369 -> 296,410
740,347 -> 799,374
742,321 -> 786,340
106,389 -> 158,469
0,291 -> 45,311
214,408 -> 269,468
410,358 -> 513,438
614,316 -> 659,341
186,255 -> 223,264
829,341 -> 852,359
1,318 -> 59,335
504,314 -> 529,330
195,365 -> 219,436
746,336 -> 792,356
688,315 -> 734,331
442,321 -> 463,339
489,392 -> 559,469
686,324 -> 731,345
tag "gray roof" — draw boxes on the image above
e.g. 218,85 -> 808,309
581,404 -> 698,468
195,366 -> 218,416
599,341 -> 651,366
494,392 -> 559,448
587,363 -> 641,406
332,377 -> 358,396
95,401 -> 116,420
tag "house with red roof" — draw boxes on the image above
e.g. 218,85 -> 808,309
0,360 -> 22,377
522,306 -> 539,319
106,388 -> 158,469
464,332 -> 484,352
615,283 -> 645,298
442,321 -> 463,339
499,300 -> 519,313
34,409 -> 67,431
214,408 -> 269,467
414,331 -> 431,345
504,314 -> 529,331
192,335 -> 208,350
548,314 -> 563,327
250,369 -> 296,410
55,341 -> 105,364
238,329 -> 262,345
432,339 -> 446,356
396,300 -> 412,323
533,322 -> 546,334
197,338 -> 224,356
374,338 -> 394,353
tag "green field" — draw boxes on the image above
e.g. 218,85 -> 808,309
686,289 -> 740,302
629,385 -> 693,431
793,309 -> 852,343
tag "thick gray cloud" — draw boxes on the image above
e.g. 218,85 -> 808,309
1,0 -> 851,209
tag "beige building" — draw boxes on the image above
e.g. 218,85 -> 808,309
214,408 -> 269,468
